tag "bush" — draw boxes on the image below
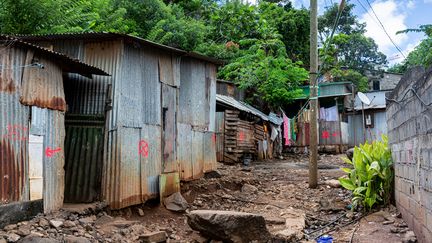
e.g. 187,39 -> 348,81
339,135 -> 393,211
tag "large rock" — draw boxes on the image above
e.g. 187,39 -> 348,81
163,192 -> 189,212
345,148 -> 354,160
187,210 -> 271,243
274,209 -> 305,241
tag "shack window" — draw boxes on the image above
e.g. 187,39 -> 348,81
373,80 -> 380,91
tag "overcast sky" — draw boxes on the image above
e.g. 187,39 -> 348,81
247,0 -> 432,65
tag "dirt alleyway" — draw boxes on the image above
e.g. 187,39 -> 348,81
0,154 -> 414,242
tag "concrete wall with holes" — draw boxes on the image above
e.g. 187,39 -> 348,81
387,66 -> 432,243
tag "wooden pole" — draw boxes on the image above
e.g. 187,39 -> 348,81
309,0 -> 318,188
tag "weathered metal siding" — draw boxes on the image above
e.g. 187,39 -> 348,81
0,93 -> 29,204
179,58 -> 208,129
0,46 -> 30,204
161,84 -> 177,173
203,132 -> 217,172
215,112 -> 225,162
348,110 -> 387,146
178,123 -> 193,180
319,121 -> 342,145
21,53 -> 66,111
206,64 -> 217,132
103,43 -> 167,209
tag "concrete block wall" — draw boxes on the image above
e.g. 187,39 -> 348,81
387,66 -> 432,243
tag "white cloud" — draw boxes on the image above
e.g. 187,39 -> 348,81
424,0 -> 432,3
360,0 -> 408,57
407,0 -> 415,9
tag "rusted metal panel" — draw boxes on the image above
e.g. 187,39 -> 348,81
21,52 -> 66,111
215,112 -> 225,162
203,132 -> 217,172
140,124 -> 162,199
0,92 -> 30,204
319,121 -> 342,145
120,43 -> 161,126
159,172 -> 180,203
179,58 -> 208,129
162,83 -> 177,173
159,53 -> 175,86
192,131 -> 204,179
64,115 -> 104,203
206,64 -> 217,132
42,109 -> 65,213
0,46 -> 26,93
177,123 -> 193,181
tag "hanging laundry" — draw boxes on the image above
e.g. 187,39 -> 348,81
283,113 -> 291,146
319,107 -> 326,120
270,125 -> 278,141
291,118 -> 297,142
325,106 -> 339,121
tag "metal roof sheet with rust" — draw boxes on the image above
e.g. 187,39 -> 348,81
0,35 -> 109,77
216,94 -> 274,123
14,32 -> 224,65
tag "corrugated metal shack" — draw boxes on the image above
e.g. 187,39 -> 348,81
18,33 -> 220,209
215,94 -> 276,163
286,82 -> 352,153
0,35 -> 108,215
347,90 -> 389,146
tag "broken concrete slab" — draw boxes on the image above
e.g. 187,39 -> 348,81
163,192 -> 189,212
187,210 -> 271,242
49,220 -> 63,229
138,231 -> 167,243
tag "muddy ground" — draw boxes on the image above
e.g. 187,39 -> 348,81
0,154 -> 416,242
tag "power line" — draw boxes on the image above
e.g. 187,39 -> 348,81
363,0 -> 406,59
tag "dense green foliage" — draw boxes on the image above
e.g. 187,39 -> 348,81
319,2 -> 386,92
339,136 -> 393,211
0,0 -> 312,108
389,25 -> 432,73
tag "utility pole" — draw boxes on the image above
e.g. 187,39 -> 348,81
309,0 -> 318,188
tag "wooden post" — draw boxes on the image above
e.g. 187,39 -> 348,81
309,0 -> 318,188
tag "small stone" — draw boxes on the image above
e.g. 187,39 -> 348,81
139,231 -> 167,243
64,236 -> 91,243
3,224 -> 17,231
39,218 -> 50,228
63,220 -> 76,228
19,235 -> 59,243
137,208 -> 145,217
164,192 -> 189,212
390,227 -> 400,233
402,230 -> 417,243
346,211 -> 355,220
78,216 -> 96,225
324,179 -> 341,188
16,226 -> 31,236
0,238 -> 6,243
7,233 -> 20,242
49,220 -> 64,228
241,184 -> 258,194
395,222 -> 408,228
383,220 -> 395,225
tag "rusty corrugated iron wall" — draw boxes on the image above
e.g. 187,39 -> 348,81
0,46 -> 30,204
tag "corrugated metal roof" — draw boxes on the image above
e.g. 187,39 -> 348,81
354,90 -> 388,110
216,94 -> 271,122
15,32 -> 224,65
269,112 -> 283,125
0,35 -> 109,77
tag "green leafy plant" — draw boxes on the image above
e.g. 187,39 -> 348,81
339,135 -> 393,210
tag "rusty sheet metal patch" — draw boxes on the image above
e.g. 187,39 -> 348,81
20,52 -> 66,111
159,172 -> 180,203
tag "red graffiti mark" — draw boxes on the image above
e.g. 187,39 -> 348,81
332,132 -> 339,137
45,147 -> 62,157
238,131 -> 245,141
3,124 -> 28,141
322,130 -> 330,139
139,140 -> 149,158
212,133 -> 217,143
